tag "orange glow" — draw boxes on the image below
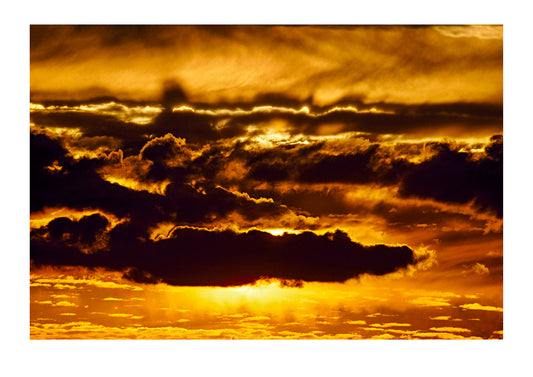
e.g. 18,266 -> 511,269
148,222 -> 177,241
30,25 -> 503,339
30,266 -> 503,339
172,104 -> 392,117
31,26 -> 502,106
262,228 -> 301,236
30,207 -> 126,230
30,101 -> 163,124
100,175 -> 170,195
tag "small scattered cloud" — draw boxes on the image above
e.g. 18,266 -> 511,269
459,303 -> 503,312
108,313 -> 134,318
53,301 -> 77,307
345,320 -> 366,325
429,327 -> 471,333
467,263 -> 490,276
409,297 -> 452,307
369,323 -> 411,328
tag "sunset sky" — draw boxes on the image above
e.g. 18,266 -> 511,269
27,24 -> 506,341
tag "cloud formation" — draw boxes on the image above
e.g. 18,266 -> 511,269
29,25 -> 503,339
30,26 -> 503,106
31,131 -> 423,286
31,226 -> 417,286
399,135 -> 503,217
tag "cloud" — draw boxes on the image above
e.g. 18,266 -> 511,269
434,25 -> 503,39
30,101 -> 163,125
368,322 -> 411,328
226,103 -> 502,137
31,227 -> 417,286
53,301 -> 78,307
345,320 -> 367,325
412,331 -> 481,340
31,132 -> 160,218
29,25 -> 503,319
30,127 -> 501,289
429,327 -> 471,333
138,133 -> 192,181
30,26 -> 502,106
409,297 -> 452,307
30,110 -> 150,156
464,263 -> 490,276
232,135 -> 502,218
31,94 -> 502,162
459,303 -> 503,312
30,133 -> 307,231
398,135 -> 503,217
30,267 -> 144,291
429,316 -> 452,321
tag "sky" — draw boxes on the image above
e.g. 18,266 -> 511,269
27,25 -> 505,341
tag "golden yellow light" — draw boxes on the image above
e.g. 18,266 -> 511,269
30,207 -> 126,230
262,228 -> 300,236
99,175 -> 170,196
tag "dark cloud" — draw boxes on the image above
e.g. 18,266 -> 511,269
242,185 -> 352,216
31,121 -> 502,231
31,214 -> 110,254
31,95 -> 502,153
30,115 -> 501,289
399,135 -> 503,217
231,135 -> 503,217
217,105 -> 502,137
297,144 -> 400,184
30,132 -> 71,170
237,139 -> 410,186
31,132 -> 420,286
31,132 -> 156,217
372,201 -> 477,230
150,111 -> 222,143
47,214 -> 109,244
31,227 -> 417,286
30,111 -> 149,156
30,132 -> 299,229
139,133 -> 191,181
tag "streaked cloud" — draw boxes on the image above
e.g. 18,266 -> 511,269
31,101 -> 163,125
369,323 -> 412,328
429,316 -> 451,321
429,326 -> 471,333
31,26 -> 502,106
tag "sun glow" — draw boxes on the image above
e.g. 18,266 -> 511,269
190,278 -> 308,308
263,228 -> 300,236
30,25 -> 503,340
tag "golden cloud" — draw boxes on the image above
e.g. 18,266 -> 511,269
31,26 -> 502,106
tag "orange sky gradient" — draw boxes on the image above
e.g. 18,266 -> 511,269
30,25 -> 503,339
